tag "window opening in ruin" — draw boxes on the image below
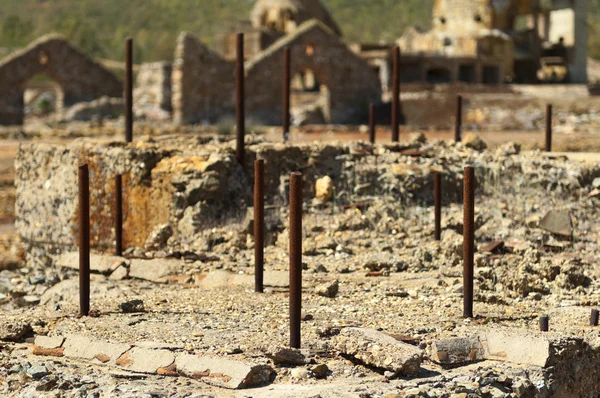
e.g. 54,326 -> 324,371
482,65 -> 500,84
290,69 -> 330,124
306,43 -> 315,56
426,67 -> 452,84
22,73 -> 63,118
474,14 -> 482,23
440,17 -> 446,24
39,51 -> 49,65
459,64 -> 476,83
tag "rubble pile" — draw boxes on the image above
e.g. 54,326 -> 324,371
2,134 -> 600,396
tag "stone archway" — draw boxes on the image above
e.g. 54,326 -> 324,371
0,34 -> 122,125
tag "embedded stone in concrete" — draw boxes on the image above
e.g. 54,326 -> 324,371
430,336 -> 484,366
56,252 -> 126,274
332,327 -> 423,375
116,347 -> 175,374
539,211 -> 573,237
480,329 -> 551,368
33,335 -> 65,357
128,258 -> 182,283
175,354 -> 275,389
267,347 -> 310,366
63,334 -> 130,365
0,320 -> 32,341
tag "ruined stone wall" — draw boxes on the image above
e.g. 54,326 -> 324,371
0,34 -> 122,125
245,20 -> 381,124
134,62 -> 172,120
172,22 -> 380,125
172,33 -> 236,125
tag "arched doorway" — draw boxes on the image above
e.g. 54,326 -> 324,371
22,73 -> 63,120
290,68 -> 331,125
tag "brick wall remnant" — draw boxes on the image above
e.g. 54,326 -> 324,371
0,34 -> 122,126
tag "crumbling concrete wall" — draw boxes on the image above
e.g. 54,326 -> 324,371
0,34 -> 122,125
134,62 -> 172,120
245,20 -> 381,124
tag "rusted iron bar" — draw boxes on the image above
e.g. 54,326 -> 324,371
391,46 -> 400,142
236,33 -> 245,167
434,172 -> 442,241
463,166 -> 475,319
591,309 -> 599,327
540,315 -> 549,332
114,174 -> 123,256
79,164 -> 90,316
455,95 -> 463,142
289,171 -> 303,348
283,47 -> 291,141
369,104 -> 376,144
545,104 -> 552,152
254,159 -> 264,293
125,38 -> 133,143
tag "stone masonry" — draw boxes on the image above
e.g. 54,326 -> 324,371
0,34 -> 122,125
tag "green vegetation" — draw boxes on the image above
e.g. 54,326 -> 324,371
1,0 -> 599,62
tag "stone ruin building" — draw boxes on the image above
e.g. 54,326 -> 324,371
0,0 -> 589,126
0,34 -> 122,126
393,0 -> 588,84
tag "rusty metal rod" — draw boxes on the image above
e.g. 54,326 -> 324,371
125,38 -> 133,143
236,33 -> 245,167
434,172 -> 442,241
455,95 -> 463,142
545,104 -> 552,152
591,309 -> 599,327
540,315 -> 549,332
463,166 -> 475,319
114,174 -> 123,256
283,47 -> 291,141
289,171 -> 303,348
79,164 -> 90,316
369,104 -> 376,144
254,159 -> 264,293
391,46 -> 400,142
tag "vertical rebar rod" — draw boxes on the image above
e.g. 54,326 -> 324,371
463,166 -> 475,319
125,38 -> 133,143
455,95 -> 463,142
289,171 -> 303,348
591,309 -> 599,327
434,172 -> 442,241
545,104 -> 552,152
254,159 -> 264,293
236,33 -> 245,167
369,104 -> 376,144
79,164 -> 90,316
540,315 -> 549,332
283,47 -> 291,141
391,46 -> 400,142
114,174 -> 123,256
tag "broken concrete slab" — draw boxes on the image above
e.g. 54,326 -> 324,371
332,327 -> 422,375
430,336 -> 484,366
63,334 -> 131,365
175,354 -> 275,389
539,210 -> 573,237
479,329 -> 551,367
56,252 -> 126,274
197,270 -> 289,288
128,258 -> 182,283
116,347 -> 175,373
